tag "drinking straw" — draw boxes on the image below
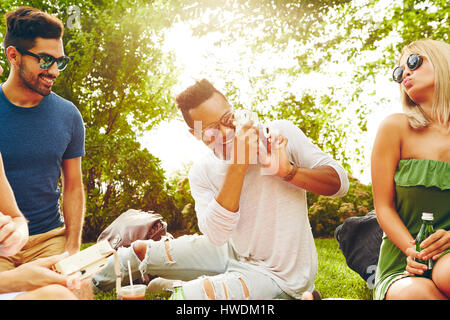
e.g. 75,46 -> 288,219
127,260 -> 134,289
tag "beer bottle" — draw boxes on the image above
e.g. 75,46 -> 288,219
169,280 -> 186,300
414,212 -> 435,278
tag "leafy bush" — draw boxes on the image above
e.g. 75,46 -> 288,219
307,176 -> 373,237
166,163 -> 199,237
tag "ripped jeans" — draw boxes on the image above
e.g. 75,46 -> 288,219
92,234 -> 291,300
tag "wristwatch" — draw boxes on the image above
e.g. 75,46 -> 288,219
283,161 -> 298,182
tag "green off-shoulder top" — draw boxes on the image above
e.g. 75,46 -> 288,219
373,159 -> 450,300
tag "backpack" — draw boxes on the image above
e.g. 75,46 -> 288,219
97,209 -> 169,250
334,210 -> 383,282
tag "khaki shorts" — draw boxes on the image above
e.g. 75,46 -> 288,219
0,226 -> 66,272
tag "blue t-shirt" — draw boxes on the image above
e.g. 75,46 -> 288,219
0,85 -> 85,235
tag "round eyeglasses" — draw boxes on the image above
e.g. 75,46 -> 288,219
392,54 -> 423,83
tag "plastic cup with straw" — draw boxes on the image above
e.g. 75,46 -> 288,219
118,260 -> 146,300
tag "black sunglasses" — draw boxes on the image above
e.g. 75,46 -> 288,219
392,54 -> 423,83
15,47 -> 70,71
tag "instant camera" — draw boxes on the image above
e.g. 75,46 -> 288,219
233,109 -> 271,139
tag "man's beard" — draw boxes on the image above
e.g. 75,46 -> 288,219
18,62 -> 54,97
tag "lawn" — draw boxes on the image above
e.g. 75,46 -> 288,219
87,238 -> 373,300
314,238 -> 373,300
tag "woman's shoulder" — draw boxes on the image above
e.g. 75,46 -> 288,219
381,113 -> 408,124
378,113 -> 410,132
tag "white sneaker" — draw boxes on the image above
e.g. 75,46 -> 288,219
147,277 -> 177,293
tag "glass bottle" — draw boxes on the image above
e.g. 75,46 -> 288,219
414,212 -> 435,278
169,280 -> 186,300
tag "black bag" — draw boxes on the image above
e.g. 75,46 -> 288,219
334,210 -> 383,281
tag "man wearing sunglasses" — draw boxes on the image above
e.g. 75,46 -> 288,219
92,79 -> 349,300
0,7 -> 85,272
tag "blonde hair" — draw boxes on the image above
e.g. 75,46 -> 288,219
398,39 -> 450,128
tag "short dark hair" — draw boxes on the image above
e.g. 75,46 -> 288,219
3,6 -> 64,51
175,79 -> 228,128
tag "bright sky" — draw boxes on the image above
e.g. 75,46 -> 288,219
138,6 -> 403,185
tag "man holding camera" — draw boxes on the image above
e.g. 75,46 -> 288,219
93,79 -> 348,300
0,7 -> 85,272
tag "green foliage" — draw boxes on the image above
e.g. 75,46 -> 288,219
58,0 -> 183,241
180,0 -> 352,49
0,0 -> 186,241
171,0 -> 376,173
307,176 -> 373,238
0,0 -> 442,242
267,93 -> 352,172
166,162 -> 199,236
332,0 -> 450,88
173,0 -> 450,177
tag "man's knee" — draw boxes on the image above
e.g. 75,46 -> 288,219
203,278 -> 216,300
133,239 -> 173,262
133,241 -> 147,261
202,276 -> 250,300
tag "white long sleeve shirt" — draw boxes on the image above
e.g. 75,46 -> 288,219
188,119 -> 349,298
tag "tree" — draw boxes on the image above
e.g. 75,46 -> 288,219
0,0 -> 184,241
2,0 -> 444,239
164,0 -> 366,174
61,0 -> 185,241
170,0 -> 449,177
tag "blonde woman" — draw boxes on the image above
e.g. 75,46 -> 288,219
372,39 -> 449,300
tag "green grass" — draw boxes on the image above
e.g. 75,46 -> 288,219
86,238 -> 373,300
314,238 -> 373,300
94,288 -> 171,300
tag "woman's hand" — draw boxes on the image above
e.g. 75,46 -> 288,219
404,242 -> 428,276
404,230 -> 450,276
417,229 -> 450,261
8,254 -> 85,292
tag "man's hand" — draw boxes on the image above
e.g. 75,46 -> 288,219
230,120 -> 260,168
64,242 -> 81,255
0,213 -> 28,256
259,133 -> 292,178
